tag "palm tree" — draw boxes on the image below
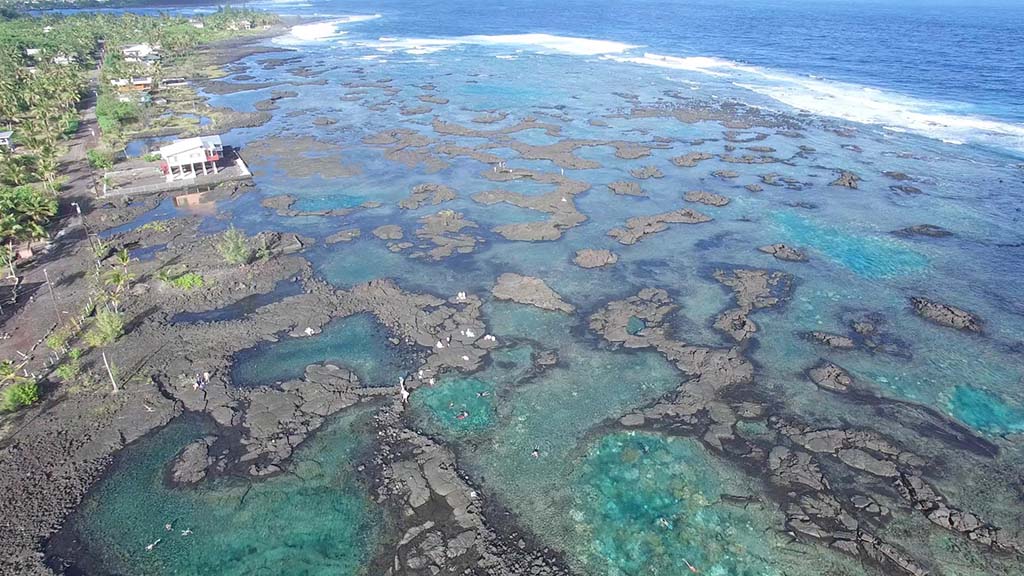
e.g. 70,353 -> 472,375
103,248 -> 133,312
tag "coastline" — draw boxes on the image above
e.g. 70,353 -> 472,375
1,4 -> 1022,576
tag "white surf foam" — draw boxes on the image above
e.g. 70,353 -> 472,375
274,14 -> 381,46
603,53 -> 739,77
606,51 -> 1024,155
363,33 -> 637,57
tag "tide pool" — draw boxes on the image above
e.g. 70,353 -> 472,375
49,409 -> 384,576
232,313 -> 413,388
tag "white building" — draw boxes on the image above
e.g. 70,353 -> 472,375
0,131 -> 13,149
122,43 -> 160,64
159,136 -> 224,182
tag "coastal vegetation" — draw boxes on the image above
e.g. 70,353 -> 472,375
157,266 -> 204,290
217,225 -> 252,265
84,308 -> 124,347
1,359 -> 39,411
0,185 -> 58,244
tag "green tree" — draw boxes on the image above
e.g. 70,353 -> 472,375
85,308 -> 123,347
217,225 -> 251,265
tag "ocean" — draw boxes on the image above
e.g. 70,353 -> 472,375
243,0 -> 1024,156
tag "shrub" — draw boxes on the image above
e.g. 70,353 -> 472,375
170,272 -> 204,290
85,309 -> 124,347
139,221 -> 169,233
86,149 -> 115,170
55,349 -> 82,381
2,380 -> 40,411
142,152 -> 161,162
46,329 -> 71,352
96,94 -> 140,134
217,225 -> 251,265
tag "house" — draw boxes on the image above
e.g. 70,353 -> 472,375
122,43 -> 160,65
0,131 -> 13,149
52,53 -> 76,66
158,135 -> 223,182
24,48 -> 40,57
189,19 -> 205,29
130,76 -> 153,91
161,77 -> 188,89
112,76 -> 153,93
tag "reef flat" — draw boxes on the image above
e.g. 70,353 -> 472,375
1,7 -> 1023,576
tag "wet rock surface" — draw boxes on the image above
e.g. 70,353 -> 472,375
374,224 -> 405,240
401,210 -> 483,260
893,224 -> 953,238
607,208 -> 712,245
472,169 -> 588,241
807,360 -> 854,392
572,249 -> 618,269
399,183 -> 457,210
607,180 -> 645,197
629,165 -> 663,179
492,273 -> 575,313
670,151 -> 714,167
684,190 -> 730,207
712,268 -> 792,342
759,243 -> 808,261
831,170 -> 861,189
910,297 -> 983,332
369,408 -> 573,576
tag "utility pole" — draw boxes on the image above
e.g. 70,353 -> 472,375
43,269 -> 61,325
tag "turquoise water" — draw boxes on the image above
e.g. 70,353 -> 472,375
52,410 -> 383,576
232,313 -> 412,388
573,432 -> 786,576
412,376 -> 497,433
768,210 -> 929,279
947,385 -> 1024,435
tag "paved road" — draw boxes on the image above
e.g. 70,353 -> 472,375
0,85 -> 102,369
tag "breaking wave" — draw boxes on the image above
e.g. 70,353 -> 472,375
606,51 -> 1024,155
274,14 -> 382,46
362,33 -> 637,56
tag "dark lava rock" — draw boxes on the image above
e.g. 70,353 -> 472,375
893,224 -> 952,238
807,361 -> 853,393
629,165 -> 664,179
758,243 -> 808,262
803,331 -> 856,350
670,151 -> 714,167
890,184 -> 923,195
831,170 -> 861,189
572,249 -> 618,269
684,190 -> 730,207
170,436 -> 216,485
608,180 -> 645,197
910,297 -> 983,333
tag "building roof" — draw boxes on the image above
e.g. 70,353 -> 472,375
0,131 -> 12,139
159,135 -> 223,161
